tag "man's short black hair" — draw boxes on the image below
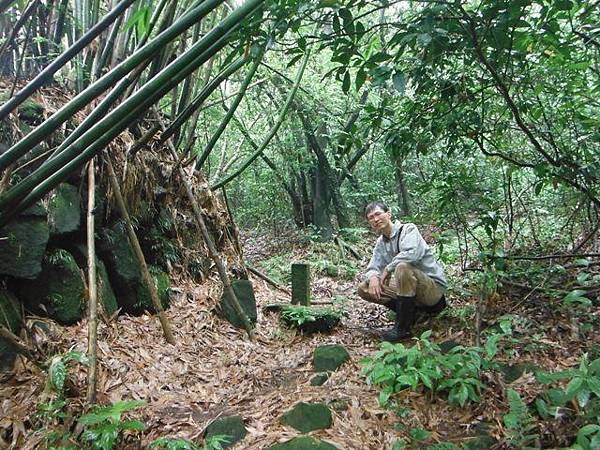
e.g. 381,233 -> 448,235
365,201 -> 389,218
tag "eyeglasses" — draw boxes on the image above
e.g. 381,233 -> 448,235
367,210 -> 387,222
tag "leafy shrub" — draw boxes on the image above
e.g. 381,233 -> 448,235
536,354 -> 600,449
362,331 -> 486,408
78,400 -> 146,450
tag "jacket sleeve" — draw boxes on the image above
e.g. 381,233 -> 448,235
385,224 -> 427,273
364,238 -> 385,282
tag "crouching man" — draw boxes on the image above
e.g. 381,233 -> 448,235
357,201 -> 448,341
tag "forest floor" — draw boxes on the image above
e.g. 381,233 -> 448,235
1,228 -> 599,449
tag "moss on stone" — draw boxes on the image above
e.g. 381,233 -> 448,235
48,183 -> 81,235
18,99 -> 44,124
205,415 -> 247,448
136,265 -> 170,313
0,207 -> 49,279
17,249 -> 85,324
280,402 -> 332,433
218,279 -> 257,328
97,259 -> 118,316
313,344 -> 350,372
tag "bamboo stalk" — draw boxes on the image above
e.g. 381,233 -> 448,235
0,0 -> 228,170
0,0 -> 136,120
210,49 -> 310,190
154,110 -> 255,340
0,34 -> 239,222
105,156 -> 176,344
195,44 -> 265,169
86,158 -> 99,403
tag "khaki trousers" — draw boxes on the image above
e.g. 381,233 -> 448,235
357,262 -> 444,307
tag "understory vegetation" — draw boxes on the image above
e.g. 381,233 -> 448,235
0,0 -> 598,447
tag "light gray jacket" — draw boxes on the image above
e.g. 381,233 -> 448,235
364,221 -> 447,289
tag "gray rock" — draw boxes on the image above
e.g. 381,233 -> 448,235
218,279 -> 257,328
0,206 -> 49,279
280,402 -> 332,433
48,184 -> 80,235
16,249 -> 85,324
313,344 -> 350,372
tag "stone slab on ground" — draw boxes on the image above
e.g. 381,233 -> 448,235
218,279 -> 257,328
280,402 -> 332,433
291,262 -> 310,305
204,415 -> 247,448
266,436 -> 342,450
0,205 -> 48,279
313,344 -> 350,372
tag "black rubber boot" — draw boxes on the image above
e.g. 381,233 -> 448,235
381,296 -> 416,342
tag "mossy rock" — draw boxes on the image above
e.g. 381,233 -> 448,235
267,436 -> 342,450
310,372 -> 329,386
48,183 -> 80,235
18,99 -> 44,124
280,305 -> 342,334
280,402 -> 332,433
69,245 -> 119,317
205,415 -> 247,448
313,344 -> 350,372
291,263 -> 311,305
17,249 -> 85,324
99,222 -> 170,313
218,279 -> 257,329
136,265 -> 171,313
0,205 -> 49,279
0,289 -> 22,370
97,259 -> 118,316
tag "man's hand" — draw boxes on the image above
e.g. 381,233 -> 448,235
382,268 -> 391,284
368,276 -> 382,301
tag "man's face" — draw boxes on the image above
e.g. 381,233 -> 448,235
367,207 -> 391,234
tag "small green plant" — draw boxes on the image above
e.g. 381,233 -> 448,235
362,330 -> 486,408
149,434 -> 230,450
535,354 -> 600,449
503,388 -> 539,449
78,400 -> 146,450
280,304 -> 345,333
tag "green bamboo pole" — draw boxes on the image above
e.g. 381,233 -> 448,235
210,49 -> 309,191
158,55 -> 247,146
195,44 -> 265,169
129,55 -> 247,157
0,0 -> 226,172
0,1 -> 264,224
0,35 -> 236,223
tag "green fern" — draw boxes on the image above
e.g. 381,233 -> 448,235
503,389 -> 539,449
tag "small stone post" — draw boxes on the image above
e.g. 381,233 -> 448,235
291,262 -> 310,306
